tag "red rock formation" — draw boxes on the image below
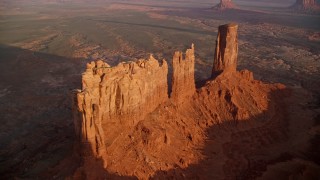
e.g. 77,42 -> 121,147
214,0 -> 236,10
291,0 -> 320,11
171,44 -> 196,105
72,62 -> 107,166
72,23 -> 292,179
72,56 -> 168,166
212,23 -> 238,77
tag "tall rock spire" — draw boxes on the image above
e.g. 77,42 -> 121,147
171,44 -> 196,105
212,23 -> 238,77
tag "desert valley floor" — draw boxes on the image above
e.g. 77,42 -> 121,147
0,0 -> 319,179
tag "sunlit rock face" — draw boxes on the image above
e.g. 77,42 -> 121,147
171,44 -> 196,105
212,23 -> 238,77
71,24 -> 292,179
73,43 -> 199,163
72,56 -> 168,164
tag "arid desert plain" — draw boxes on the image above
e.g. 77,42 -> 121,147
0,0 -> 320,179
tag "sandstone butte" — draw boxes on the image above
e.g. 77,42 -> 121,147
72,24 -> 288,179
291,0 -> 320,12
213,0 -> 236,10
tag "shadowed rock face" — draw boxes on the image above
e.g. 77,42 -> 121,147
212,23 -> 238,77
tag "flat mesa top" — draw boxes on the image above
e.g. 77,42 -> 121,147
220,23 -> 238,29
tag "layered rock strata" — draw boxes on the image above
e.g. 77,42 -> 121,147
72,23 -> 293,179
73,56 -> 168,161
72,45 -> 197,163
171,44 -> 196,105
212,23 -> 238,77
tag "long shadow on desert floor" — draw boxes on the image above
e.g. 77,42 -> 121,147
0,44 -> 86,178
1,45 -> 319,179
80,73 -> 319,179
150,87 -> 320,179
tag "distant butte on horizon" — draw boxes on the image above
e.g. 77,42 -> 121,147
213,0 -> 236,10
291,0 -> 320,12
212,0 -> 320,13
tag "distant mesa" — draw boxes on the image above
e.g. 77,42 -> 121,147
213,0 -> 236,10
291,0 -> 320,12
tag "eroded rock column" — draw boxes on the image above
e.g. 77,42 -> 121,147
171,44 -> 196,105
212,23 -> 238,77
72,62 -> 107,166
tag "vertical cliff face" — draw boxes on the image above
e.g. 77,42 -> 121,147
73,56 -> 168,162
212,23 -> 238,77
72,62 -> 108,165
171,44 -> 196,105
96,56 -> 168,125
